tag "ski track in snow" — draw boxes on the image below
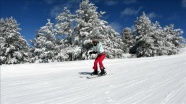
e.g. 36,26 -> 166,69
1,49 -> 186,104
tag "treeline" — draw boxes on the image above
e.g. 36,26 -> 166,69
0,0 -> 185,64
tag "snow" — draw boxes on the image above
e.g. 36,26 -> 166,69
1,48 -> 186,104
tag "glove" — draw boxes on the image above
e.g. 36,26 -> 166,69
89,51 -> 97,55
89,52 -> 93,55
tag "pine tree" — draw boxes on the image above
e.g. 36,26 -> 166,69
131,13 -> 164,57
55,7 -> 75,45
164,25 -> 185,47
55,7 -> 81,61
150,21 -> 167,55
131,12 -> 185,57
30,19 -> 58,63
0,17 -> 29,64
131,12 -> 156,57
75,0 -> 124,59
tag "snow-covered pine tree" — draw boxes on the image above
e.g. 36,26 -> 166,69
56,7 -> 75,45
107,28 -> 124,58
0,17 -> 29,64
131,12 -> 185,57
30,19 -> 58,63
163,24 -> 185,51
149,21 -> 168,55
55,7 -> 81,61
131,12 -> 171,57
121,27 -> 135,53
148,21 -> 177,56
75,0 -> 124,59
131,12 -> 157,57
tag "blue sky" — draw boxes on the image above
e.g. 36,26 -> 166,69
1,0 -> 186,44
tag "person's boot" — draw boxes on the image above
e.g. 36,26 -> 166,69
91,70 -> 99,75
99,67 -> 106,76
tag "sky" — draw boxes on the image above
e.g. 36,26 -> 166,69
1,0 -> 186,45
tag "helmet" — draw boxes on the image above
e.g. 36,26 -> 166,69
92,39 -> 99,43
92,38 -> 99,46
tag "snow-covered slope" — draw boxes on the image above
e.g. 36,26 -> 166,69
1,48 -> 186,104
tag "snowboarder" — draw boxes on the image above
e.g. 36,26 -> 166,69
89,38 -> 107,76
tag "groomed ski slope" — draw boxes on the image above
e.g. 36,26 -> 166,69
1,49 -> 186,104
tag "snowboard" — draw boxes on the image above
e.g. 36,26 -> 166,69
79,72 -> 107,79
86,74 -> 107,79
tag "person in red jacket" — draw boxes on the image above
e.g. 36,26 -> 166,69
89,39 -> 106,76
